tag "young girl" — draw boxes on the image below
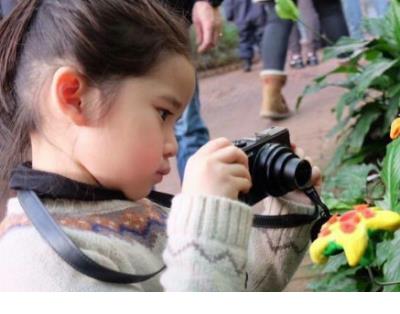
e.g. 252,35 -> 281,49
0,0 -> 319,291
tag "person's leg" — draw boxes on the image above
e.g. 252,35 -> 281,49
238,23 -> 255,72
261,2 -> 293,72
298,0 -> 319,65
175,78 -> 210,181
259,2 -> 293,119
340,0 -> 363,39
288,24 -> 305,69
313,0 -> 349,45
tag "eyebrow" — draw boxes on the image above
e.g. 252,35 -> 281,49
159,95 -> 184,110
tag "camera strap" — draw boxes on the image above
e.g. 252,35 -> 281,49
17,189 -> 321,284
17,190 -> 166,284
149,190 -> 320,229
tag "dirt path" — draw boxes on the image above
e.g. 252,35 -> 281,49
158,58 -> 345,291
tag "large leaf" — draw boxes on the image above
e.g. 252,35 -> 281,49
275,0 -> 299,21
379,138 -> 400,212
382,231 -> 400,291
380,94 -> 400,137
352,59 -> 399,96
323,37 -> 372,61
388,0 -> 400,50
322,164 -> 374,207
348,106 -> 381,153
334,91 -> 364,122
308,266 -> 363,292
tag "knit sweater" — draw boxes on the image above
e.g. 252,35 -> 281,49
0,192 -> 315,291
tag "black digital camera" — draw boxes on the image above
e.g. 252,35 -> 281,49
234,127 -> 312,205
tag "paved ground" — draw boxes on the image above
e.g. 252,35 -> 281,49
158,58 -> 345,291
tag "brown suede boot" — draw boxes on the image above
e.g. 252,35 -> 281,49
260,73 -> 292,120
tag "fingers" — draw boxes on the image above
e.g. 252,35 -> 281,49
293,145 -> 322,187
225,163 -> 251,182
197,138 -> 232,155
295,147 -> 305,159
213,145 -> 249,168
198,22 -> 214,53
311,166 -> 322,186
232,176 -> 252,194
194,20 -> 203,46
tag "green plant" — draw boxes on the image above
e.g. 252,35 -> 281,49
310,139 -> 400,292
298,1 -> 400,175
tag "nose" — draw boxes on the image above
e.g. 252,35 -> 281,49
164,130 -> 178,158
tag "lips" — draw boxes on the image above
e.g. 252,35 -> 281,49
156,167 -> 171,176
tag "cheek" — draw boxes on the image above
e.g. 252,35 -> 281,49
76,122 -> 164,187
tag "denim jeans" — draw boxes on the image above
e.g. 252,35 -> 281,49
369,0 -> 389,17
175,79 -> 210,181
341,0 -> 363,39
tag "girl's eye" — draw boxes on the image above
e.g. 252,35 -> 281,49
158,109 -> 172,121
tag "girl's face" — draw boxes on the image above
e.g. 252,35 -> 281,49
74,54 -> 195,200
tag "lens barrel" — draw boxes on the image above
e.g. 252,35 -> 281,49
255,143 -> 312,196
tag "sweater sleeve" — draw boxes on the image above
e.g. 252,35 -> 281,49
160,194 -> 253,291
245,196 -> 317,291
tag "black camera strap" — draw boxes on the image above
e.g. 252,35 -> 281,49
149,190 -> 319,229
17,189 -> 321,285
17,190 -> 166,284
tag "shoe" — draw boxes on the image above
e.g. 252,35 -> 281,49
259,73 -> 292,120
289,55 -> 305,69
243,59 -> 252,72
306,53 -> 319,66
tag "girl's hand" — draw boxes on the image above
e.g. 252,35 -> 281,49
182,138 -> 252,200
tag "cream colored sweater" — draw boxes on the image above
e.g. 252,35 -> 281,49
0,194 -> 315,291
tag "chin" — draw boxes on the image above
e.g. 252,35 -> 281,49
123,185 -> 153,201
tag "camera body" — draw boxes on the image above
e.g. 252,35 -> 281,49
234,127 -> 312,205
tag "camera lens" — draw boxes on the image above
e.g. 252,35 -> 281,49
254,143 -> 312,196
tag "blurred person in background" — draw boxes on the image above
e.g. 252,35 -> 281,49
225,0 -> 266,72
253,0 -> 348,120
288,0 -> 320,69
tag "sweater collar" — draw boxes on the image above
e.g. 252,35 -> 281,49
9,163 -> 128,202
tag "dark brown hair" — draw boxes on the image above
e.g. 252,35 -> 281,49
0,0 -> 191,193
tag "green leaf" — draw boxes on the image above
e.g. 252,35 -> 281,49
380,95 -> 400,137
308,266 -> 362,292
348,107 -> 381,153
375,240 -> 393,267
380,138 -> 400,211
364,49 -> 383,62
363,17 -> 389,38
335,92 -> 363,122
322,164 -> 374,206
323,37 -> 372,61
382,231 -> 400,291
275,0 -> 299,21
352,59 -> 399,95
388,0 -> 400,50
321,254 -> 348,273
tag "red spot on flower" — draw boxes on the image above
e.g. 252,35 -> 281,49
354,204 -> 369,211
360,208 -> 375,219
340,222 -> 357,233
340,211 -> 360,224
319,228 -> 331,237
327,214 -> 339,225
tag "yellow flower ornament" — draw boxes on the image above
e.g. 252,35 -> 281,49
309,204 -> 400,267
390,117 -> 400,140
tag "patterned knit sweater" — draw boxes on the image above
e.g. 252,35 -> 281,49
0,193 -> 315,291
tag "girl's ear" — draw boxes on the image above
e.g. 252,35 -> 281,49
51,66 -> 88,126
